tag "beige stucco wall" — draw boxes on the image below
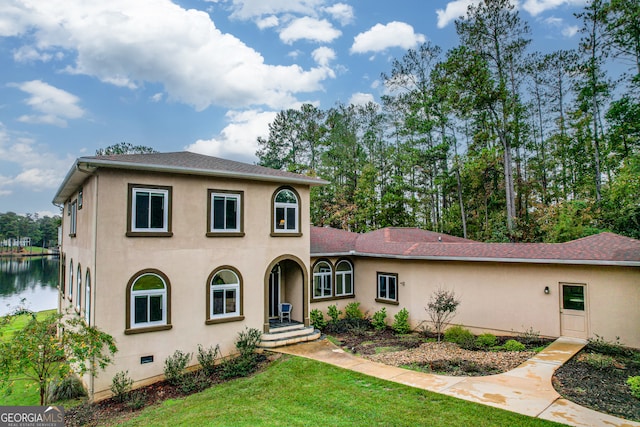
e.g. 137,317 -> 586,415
60,168 -> 311,400
311,256 -> 640,348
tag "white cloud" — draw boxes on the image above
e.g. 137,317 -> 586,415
2,0 -> 333,111
324,3 -> 354,26
256,15 -> 279,29
185,109 -> 278,163
13,46 -> 61,63
562,25 -> 579,37
312,46 -> 335,67
11,80 -> 85,128
544,16 -> 564,26
522,0 -> 588,16
225,0 -> 324,21
150,93 -> 163,102
348,92 -> 375,106
279,17 -> 341,44
351,22 -> 425,54
14,168 -> 61,189
436,0 -> 475,29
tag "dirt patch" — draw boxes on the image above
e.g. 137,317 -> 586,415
553,348 -> 640,422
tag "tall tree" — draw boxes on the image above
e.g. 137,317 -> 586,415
95,142 -> 157,155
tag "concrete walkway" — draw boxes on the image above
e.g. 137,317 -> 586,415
270,337 -> 640,427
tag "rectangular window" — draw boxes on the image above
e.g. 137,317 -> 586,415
69,200 -> 77,236
563,285 -> 585,311
128,185 -> 172,236
211,286 -> 238,317
208,191 -> 243,235
377,273 -> 398,303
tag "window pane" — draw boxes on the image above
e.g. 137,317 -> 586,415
225,198 -> 237,230
225,289 -> 236,314
336,275 -> 343,295
314,276 -> 322,297
337,262 -> 351,272
133,275 -> 165,291
379,276 -> 386,299
323,277 -> 331,294
213,196 -> 225,229
150,295 -> 163,321
135,192 -> 150,229
275,190 -> 296,203
275,207 -> 285,229
345,273 -> 352,294
286,207 -> 296,230
389,280 -> 396,300
134,296 -> 148,323
150,194 -> 165,228
213,270 -> 239,286
212,290 -> 224,314
563,285 -> 584,311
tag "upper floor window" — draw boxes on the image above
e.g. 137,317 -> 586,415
272,187 -> 300,235
313,261 -> 332,299
207,190 -> 243,236
69,200 -> 77,236
127,185 -> 172,237
206,267 -> 243,324
336,260 -> 354,297
85,270 -> 91,325
68,260 -> 73,300
377,272 -> 399,304
125,270 -> 172,334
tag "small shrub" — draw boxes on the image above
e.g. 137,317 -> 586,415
178,371 -> 210,394
197,344 -> 221,376
371,307 -> 387,331
235,327 -> 262,357
475,333 -> 497,349
164,350 -> 192,386
220,354 -> 260,380
444,325 -> 475,349
425,288 -> 460,342
327,304 -> 342,323
582,353 -> 616,370
504,339 -> 526,352
126,390 -> 147,410
345,302 -> 364,319
392,308 -> 411,335
110,370 -> 134,403
310,309 -> 327,330
587,334 -> 633,357
627,376 -> 640,399
48,374 -> 86,402
517,327 -> 542,346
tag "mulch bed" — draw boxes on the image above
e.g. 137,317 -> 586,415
553,348 -> 640,422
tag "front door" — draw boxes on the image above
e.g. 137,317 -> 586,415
560,283 -> 588,339
268,265 -> 281,319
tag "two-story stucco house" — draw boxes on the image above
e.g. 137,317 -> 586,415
53,151 -> 326,400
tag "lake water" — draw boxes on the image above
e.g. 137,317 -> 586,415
0,256 -> 59,316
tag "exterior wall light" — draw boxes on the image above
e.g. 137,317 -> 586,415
544,286 -> 550,294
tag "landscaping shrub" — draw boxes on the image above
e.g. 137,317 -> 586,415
444,325 -> 475,349
327,304 -> 342,323
47,374 -> 86,402
310,309 -> 327,330
345,302 -> 364,319
371,307 -> 387,331
627,376 -> 640,399
163,350 -> 192,386
587,335 -> 634,357
475,333 -> 497,349
392,308 -> 411,334
126,390 -> 147,410
197,344 -> 221,376
220,354 -> 260,380
582,353 -> 616,370
425,288 -> 460,342
235,327 -> 262,357
504,339 -> 526,352
517,327 -> 542,346
110,370 -> 134,403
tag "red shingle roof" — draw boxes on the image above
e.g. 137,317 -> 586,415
311,227 -> 640,266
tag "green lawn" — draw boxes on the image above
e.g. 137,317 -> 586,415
116,356 -> 563,427
0,309 -> 56,342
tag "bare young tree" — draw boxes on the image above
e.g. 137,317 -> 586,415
425,288 -> 460,342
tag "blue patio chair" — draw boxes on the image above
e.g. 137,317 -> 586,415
279,302 -> 292,323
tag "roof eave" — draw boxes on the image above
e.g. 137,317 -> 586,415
310,251 -> 640,267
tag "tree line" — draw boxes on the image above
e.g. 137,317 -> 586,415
256,0 -> 639,242
0,212 -> 61,249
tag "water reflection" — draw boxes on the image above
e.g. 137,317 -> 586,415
0,256 -> 59,316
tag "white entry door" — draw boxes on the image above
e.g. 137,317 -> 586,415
560,283 -> 588,339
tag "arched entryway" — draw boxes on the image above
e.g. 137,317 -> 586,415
263,255 -> 309,332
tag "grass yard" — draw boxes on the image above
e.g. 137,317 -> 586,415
114,356 -> 562,427
0,309 -> 56,342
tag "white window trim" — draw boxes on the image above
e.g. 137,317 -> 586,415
70,201 -> 77,235
210,192 -> 241,233
76,267 -> 82,312
377,273 -> 397,302
210,272 -> 240,319
131,275 -> 167,328
313,262 -> 332,299
85,272 -> 91,325
68,260 -> 73,300
131,188 -> 169,232
335,261 -> 354,296
274,190 -> 299,233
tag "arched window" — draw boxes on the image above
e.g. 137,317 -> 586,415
85,270 -> 91,325
207,268 -> 242,322
313,261 -> 332,299
76,265 -> 82,312
336,260 -> 354,297
127,271 -> 170,331
60,254 -> 66,295
68,260 -> 73,300
273,188 -> 299,233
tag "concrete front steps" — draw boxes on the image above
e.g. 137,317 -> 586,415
259,324 -> 321,348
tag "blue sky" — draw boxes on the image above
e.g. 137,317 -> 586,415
0,0 -> 588,216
